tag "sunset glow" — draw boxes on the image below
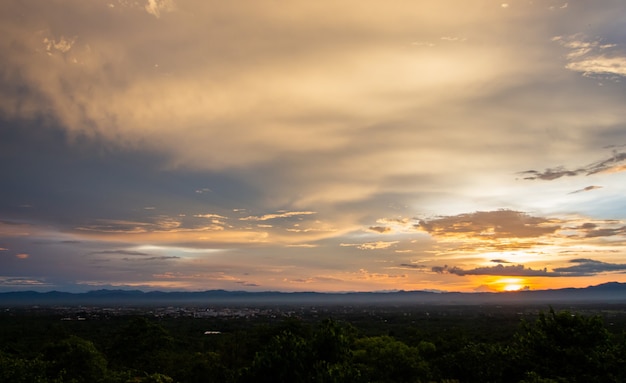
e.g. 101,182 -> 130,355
499,279 -> 526,292
1,1 -> 626,293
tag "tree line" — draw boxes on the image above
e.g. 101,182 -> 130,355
1,307 -> 625,382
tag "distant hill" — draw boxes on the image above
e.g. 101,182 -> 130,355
1,282 -> 626,307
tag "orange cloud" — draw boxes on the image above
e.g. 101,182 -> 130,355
418,210 -> 560,240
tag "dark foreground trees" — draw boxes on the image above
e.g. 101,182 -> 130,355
512,308 -> 620,383
0,308 -> 625,382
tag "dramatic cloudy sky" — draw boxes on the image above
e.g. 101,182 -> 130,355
2,0 -> 626,293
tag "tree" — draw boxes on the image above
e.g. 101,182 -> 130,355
242,319 -> 360,383
174,351 -> 234,383
243,330 -> 311,383
514,309 -> 618,382
0,351 -> 49,383
108,317 -> 174,375
125,372 -> 174,383
353,335 -> 430,383
442,341 -> 508,383
43,335 -> 108,383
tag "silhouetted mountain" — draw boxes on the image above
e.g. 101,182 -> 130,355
1,282 -> 625,307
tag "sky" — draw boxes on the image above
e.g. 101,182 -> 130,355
1,0 -> 626,293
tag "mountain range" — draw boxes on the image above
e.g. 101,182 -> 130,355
1,282 -> 626,307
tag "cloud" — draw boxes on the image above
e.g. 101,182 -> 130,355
490,259 -> 511,263
122,255 -> 180,262
553,258 -> 626,276
417,210 -> 559,240
89,250 -> 150,256
340,241 -> 399,250
240,211 -> 316,221
583,226 -> 626,238
43,35 -> 76,55
235,281 -> 260,287
0,277 -> 48,286
518,167 -> 581,181
398,263 -> 426,270
433,258 -> 626,278
519,150 -> 626,181
193,213 -> 228,219
553,34 -> 626,80
567,220 -> 626,239
369,226 -> 392,233
1,1 -> 626,293
15,253 -> 30,259
432,263 -> 553,277
569,185 -> 602,194
145,0 -> 175,18
76,215 -> 230,235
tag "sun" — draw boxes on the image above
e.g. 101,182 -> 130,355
503,283 -> 523,292
495,278 -> 526,292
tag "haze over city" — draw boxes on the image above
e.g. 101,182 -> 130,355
1,0 -> 626,293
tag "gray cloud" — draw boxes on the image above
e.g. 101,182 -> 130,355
398,263 -> 426,270
0,277 -> 49,286
574,222 -> 626,238
432,264 -> 553,277
520,150 -> 626,181
490,259 -> 511,263
121,256 -> 180,262
240,211 -> 316,222
369,226 -> 392,233
569,185 -> 602,194
89,250 -> 150,256
434,258 -> 626,278
554,258 -> 626,276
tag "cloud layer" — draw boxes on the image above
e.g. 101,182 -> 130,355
1,0 -> 626,292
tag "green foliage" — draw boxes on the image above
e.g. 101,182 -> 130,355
243,319 -> 360,383
125,372 -> 174,383
108,317 -> 175,375
1,307 -> 626,383
43,335 -> 108,383
0,351 -> 50,383
354,335 -> 430,382
244,330 -> 311,382
518,371 -> 563,383
175,351 -> 235,383
514,308 -> 619,382
441,341 -> 509,383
